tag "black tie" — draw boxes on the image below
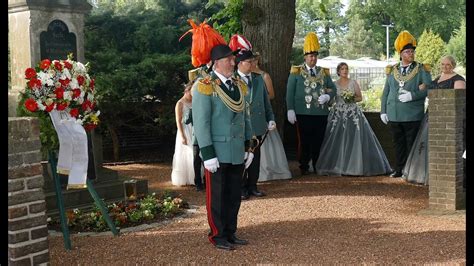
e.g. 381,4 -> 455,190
402,66 -> 408,76
225,79 -> 234,91
245,75 -> 252,88
310,68 -> 316,77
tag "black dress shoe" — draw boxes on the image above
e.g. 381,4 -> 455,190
241,191 -> 250,200
249,189 -> 265,197
300,169 -> 309,176
228,235 -> 248,245
214,241 -> 235,250
390,171 -> 403,178
195,184 -> 204,191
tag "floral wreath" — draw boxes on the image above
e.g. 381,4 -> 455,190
21,54 -> 100,131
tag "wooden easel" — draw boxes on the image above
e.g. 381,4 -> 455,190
48,151 -> 119,250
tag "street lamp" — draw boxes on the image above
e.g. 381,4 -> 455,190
382,23 -> 394,63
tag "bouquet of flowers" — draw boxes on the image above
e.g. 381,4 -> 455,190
340,89 -> 356,104
21,54 -> 100,131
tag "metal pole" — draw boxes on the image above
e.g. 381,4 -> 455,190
382,24 -> 394,63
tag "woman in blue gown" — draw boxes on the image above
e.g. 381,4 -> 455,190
316,62 -> 392,176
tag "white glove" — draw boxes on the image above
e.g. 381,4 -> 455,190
203,158 -> 219,173
287,110 -> 297,124
318,94 -> 330,104
398,92 -> 413,102
380,113 -> 389,125
267,120 -> 276,131
244,152 -> 254,169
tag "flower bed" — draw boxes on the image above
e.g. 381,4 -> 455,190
47,191 -> 189,233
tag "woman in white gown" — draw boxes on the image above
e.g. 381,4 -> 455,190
316,62 -> 392,176
171,83 -> 195,186
252,54 -> 292,181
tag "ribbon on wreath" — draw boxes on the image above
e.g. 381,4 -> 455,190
49,110 -> 89,189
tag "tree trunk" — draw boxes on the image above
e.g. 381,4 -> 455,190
242,0 -> 296,140
108,124 -> 120,161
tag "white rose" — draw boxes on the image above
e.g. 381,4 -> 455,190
36,101 -> 45,111
75,62 -> 86,74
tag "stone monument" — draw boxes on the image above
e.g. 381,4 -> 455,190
8,0 -> 148,216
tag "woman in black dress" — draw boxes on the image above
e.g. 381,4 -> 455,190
402,55 -> 465,185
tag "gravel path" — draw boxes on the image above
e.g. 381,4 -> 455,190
48,161 -> 466,264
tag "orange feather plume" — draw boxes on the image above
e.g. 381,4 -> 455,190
179,19 -> 226,67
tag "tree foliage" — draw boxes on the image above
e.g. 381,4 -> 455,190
206,0 -> 243,40
415,29 -> 446,78
446,18 -> 466,68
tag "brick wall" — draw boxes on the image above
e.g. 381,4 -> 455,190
428,89 -> 466,210
8,117 -> 50,265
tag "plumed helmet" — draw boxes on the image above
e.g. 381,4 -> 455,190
229,34 -> 256,64
179,19 -> 227,67
394,30 -> 417,54
303,32 -> 320,55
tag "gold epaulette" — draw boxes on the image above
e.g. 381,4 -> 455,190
385,65 -> 393,75
196,78 -> 214,95
323,67 -> 330,76
188,68 -> 199,82
422,63 -> 431,72
290,65 -> 302,75
236,79 -> 248,95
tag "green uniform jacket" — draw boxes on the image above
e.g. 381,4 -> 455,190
244,72 -> 275,137
192,73 -> 252,164
381,62 -> 431,122
187,66 -> 212,145
286,65 -> 337,115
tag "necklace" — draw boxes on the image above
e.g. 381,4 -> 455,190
393,63 -> 420,91
300,67 -> 325,108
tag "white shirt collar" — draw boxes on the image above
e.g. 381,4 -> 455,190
214,71 -> 232,87
305,64 -> 317,73
237,70 -> 251,81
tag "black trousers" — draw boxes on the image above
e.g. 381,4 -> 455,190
193,145 -> 203,186
389,121 -> 421,173
242,135 -> 262,192
296,115 -> 328,171
205,163 -> 244,244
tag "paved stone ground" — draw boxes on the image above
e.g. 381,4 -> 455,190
48,161 -> 466,264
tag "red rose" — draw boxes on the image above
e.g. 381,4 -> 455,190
40,59 -> 51,70
69,108 -> 79,118
24,98 -> 38,112
54,87 -> 65,99
76,75 -> 85,86
81,99 -> 91,111
63,61 -> 73,70
72,88 -> 81,98
54,61 -> 63,71
59,78 -> 70,87
83,123 -> 97,132
25,68 -> 37,79
28,78 -> 41,89
44,102 -> 55,112
89,79 -> 95,90
56,102 -> 68,111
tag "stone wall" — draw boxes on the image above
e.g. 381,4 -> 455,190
8,117 -> 50,265
428,89 -> 466,210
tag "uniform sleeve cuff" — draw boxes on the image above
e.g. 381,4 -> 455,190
200,145 -> 216,161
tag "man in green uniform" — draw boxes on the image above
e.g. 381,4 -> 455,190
230,34 -> 276,199
380,30 -> 432,177
192,44 -> 253,250
286,32 -> 336,176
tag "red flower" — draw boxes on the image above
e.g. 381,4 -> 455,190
54,87 -> 65,99
28,78 -> 42,89
69,108 -> 79,118
83,123 -> 97,132
72,88 -> 81,99
89,79 -> 95,90
54,61 -> 63,71
40,59 -> 51,70
63,61 -> 73,70
25,68 -> 37,79
81,100 -> 91,111
59,78 -> 70,87
24,98 -> 38,112
56,102 -> 68,111
76,75 -> 85,86
44,102 -> 55,112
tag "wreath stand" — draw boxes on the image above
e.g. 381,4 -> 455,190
48,150 -> 119,250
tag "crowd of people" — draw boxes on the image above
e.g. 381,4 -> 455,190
170,22 -> 465,250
